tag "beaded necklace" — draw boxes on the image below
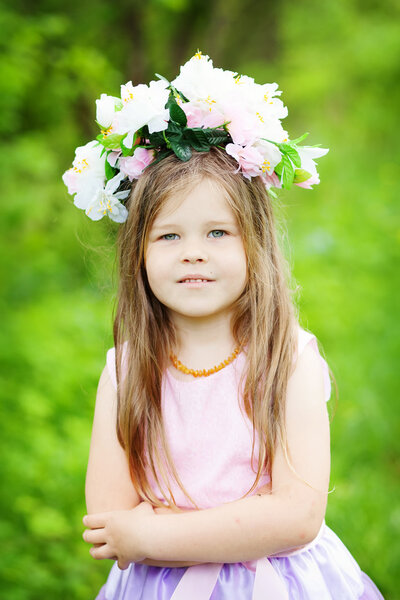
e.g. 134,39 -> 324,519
169,346 -> 241,378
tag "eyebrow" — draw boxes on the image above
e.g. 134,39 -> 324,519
151,220 -> 237,232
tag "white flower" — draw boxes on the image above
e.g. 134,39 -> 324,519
114,79 -> 170,148
172,52 -> 289,147
297,146 -> 329,179
96,94 -> 123,129
72,140 -> 105,178
78,172 -> 130,223
172,53 -> 239,112
63,141 -> 106,204
253,139 -> 283,175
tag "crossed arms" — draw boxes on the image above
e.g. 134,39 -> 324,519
84,342 -> 330,567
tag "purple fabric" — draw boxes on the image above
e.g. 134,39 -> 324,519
93,525 -> 384,600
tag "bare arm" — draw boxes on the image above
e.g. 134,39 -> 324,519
141,343 -> 331,563
85,364 -> 140,514
85,363 -> 202,567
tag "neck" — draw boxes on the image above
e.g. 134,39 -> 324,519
170,310 -> 237,367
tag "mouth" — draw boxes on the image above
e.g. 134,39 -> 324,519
177,274 -> 215,284
178,278 -> 214,283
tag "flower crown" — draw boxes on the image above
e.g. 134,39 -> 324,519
62,51 -> 328,224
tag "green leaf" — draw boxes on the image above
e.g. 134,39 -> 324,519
183,128 -> 210,152
170,85 -> 190,103
155,72 -> 170,84
120,136 -> 134,156
148,131 -> 166,147
260,137 -> 279,147
166,92 -> 187,126
289,132 -> 309,145
166,120 -> 183,136
293,168 -> 312,183
170,141 -> 192,161
274,160 -> 283,178
105,155 -> 118,181
98,133 -> 126,150
281,145 -> 301,168
281,154 -> 295,189
201,128 -> 232,146
169,101 -> 187,127
268,187 -> 278,199
140,125 -> 149,139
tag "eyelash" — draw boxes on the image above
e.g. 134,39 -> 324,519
160,230 -> 228,241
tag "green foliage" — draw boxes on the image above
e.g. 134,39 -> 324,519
95,89 -> 231,167
293,168 -> 312,183
0,0 -> 398,598
266,134 -> 308,189
104,152 -> 118,181
166,93 -> 188,127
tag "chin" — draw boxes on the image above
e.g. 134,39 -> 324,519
173,304 -> 232,319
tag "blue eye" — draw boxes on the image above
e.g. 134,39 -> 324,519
209,230 -> 226,238
161,234 -> 179,240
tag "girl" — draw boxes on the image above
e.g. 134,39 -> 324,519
64,53 -> 384,599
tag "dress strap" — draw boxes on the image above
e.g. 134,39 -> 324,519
169,563 -> 222,600
169,558 -> 289,600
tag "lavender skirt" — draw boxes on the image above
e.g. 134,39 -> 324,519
94,523 -> 384,599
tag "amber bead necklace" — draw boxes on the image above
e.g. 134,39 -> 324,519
170,346 -> 241,378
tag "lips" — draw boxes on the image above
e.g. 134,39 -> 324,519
178,273 -> 214,283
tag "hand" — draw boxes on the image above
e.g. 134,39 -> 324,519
82,501 -> 155,570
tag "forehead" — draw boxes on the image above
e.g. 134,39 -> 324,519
151,177 -> 237,226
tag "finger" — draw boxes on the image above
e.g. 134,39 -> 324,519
118,559 -> 130,570
83,528 -> 106,545
83,513 -> 110,528
89,544 -> 114,561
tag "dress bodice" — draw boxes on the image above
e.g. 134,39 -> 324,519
106,326 -> 331,509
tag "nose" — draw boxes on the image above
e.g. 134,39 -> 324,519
181,240 -> 208,264
183,253 -> 208,264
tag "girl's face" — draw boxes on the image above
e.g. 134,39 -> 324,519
145,177 -> 248,324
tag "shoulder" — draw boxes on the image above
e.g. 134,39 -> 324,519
292,325 -> 332,403
105,341 -> 129,391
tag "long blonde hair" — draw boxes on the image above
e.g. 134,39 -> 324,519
113,147 -> 302,510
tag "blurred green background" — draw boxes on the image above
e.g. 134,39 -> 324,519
0,0 -> 398,598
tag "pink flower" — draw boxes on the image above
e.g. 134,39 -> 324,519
181,102 -> 225,128
225,143 -> 263,179
295,147 -> 328,189
107,150 -> 121,168
119,147 -> 154,181
181,103 -> 204,127
295,174 -> 320,189
62,169 -> 80,194
261,171 -> 281,189
222,102 -> 258,146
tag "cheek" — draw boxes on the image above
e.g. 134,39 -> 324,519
229,246 -> 248,280
145,248 -> 170,291
144,251 -> 159,290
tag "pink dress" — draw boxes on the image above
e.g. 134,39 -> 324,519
95,326 -> 384,599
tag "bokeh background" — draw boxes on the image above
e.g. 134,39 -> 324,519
1,0 -> 399,598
